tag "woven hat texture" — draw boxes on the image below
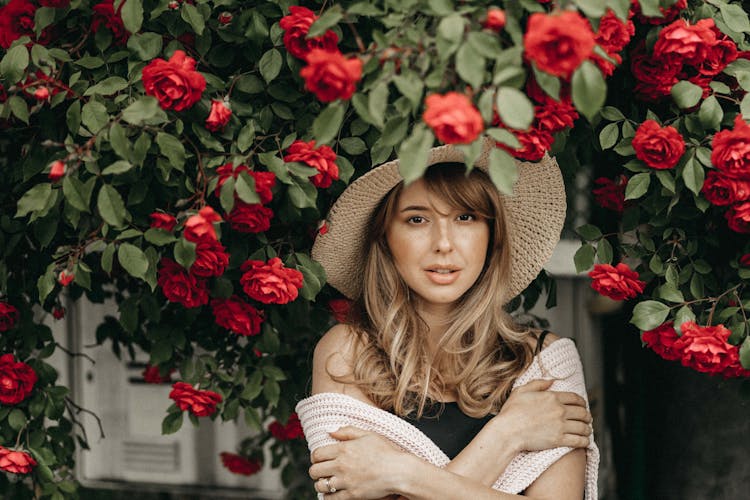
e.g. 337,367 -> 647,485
311,143 -> 566,303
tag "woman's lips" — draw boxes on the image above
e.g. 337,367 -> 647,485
425,269 -> 461,285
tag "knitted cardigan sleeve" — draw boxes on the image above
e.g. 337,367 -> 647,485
296,338 -> 599,499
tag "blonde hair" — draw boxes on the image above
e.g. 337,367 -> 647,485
340,163 -> 536,418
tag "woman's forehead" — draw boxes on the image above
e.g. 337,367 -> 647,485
395,179 -> 455,212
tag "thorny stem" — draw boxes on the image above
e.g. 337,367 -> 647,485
65,397 -> 105,440
54,342 -> 96,365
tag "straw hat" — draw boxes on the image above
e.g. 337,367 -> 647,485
312,143 -> 566,303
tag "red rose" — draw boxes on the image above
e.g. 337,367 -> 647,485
226,202 -> 273,233
523,11 -> 596,79
219,452 -> 262,476
240,257 -> 304,305
142,50 -> 206,111
740,254 -> 750,267
592,175 -> 628,213
142,364 -> 174,384
300,48 -> 363,102
0,446 -> 36,475
157,258 -> 209,308
698,28 -> 738,78
711,116 -> 750,178
205,99 -> 232,132
284,140 -> 340,188
52,306 -> 65,320
183,206 -> 222,243
641,322 -> 681,361
653,18 -> 717,66
0,302 -> 20,332
328,298 -> 352,323
630,43 -> 681,102
149,212 -> 177,232
588,263 -> 646,301
191,239 -> 229,278
169,381 -> 222,417
592,10 -> 635,76
0,84 -> 7,103
0,0 -> 37,50
91,0 -> 130,46
217,12 -> 232,25
0,354 -> 37,405
701,171 -> 750,206
632,0 -> 687,26
214,164 -> 276,204
482,8 -> 506,32
499,126 -> 553,162
211,296 -> 264,336
725,201 -> 750,234
423,92 -> 484,145
58,270 -> 74,286
268,413 -> 304,441
673,322 -> 738,375
632,120 -> 685,170
722,359 -> 750,378
279,6 -> 339,60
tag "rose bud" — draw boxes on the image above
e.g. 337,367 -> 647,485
168,0 -> 180,9
58,270 -> 75,287
52,307 -> 65,320
205,99 -> 232,132
218,12 -> 233,25
483,8 -> 506,31
48,160 -> 66,182
34,87 -> 50,101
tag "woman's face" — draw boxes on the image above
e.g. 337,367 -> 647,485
385,178 -> 490,314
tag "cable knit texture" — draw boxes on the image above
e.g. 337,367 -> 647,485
296,338 -> 599,498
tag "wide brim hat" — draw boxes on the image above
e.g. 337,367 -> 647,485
312,142 -> 566,303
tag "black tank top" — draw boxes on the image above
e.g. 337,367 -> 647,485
396,330 -> 551,459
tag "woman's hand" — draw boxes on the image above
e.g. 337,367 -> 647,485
308,426 -> 409,499
494,378 -> 592,453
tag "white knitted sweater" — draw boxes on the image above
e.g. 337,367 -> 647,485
296,338 -> 599,498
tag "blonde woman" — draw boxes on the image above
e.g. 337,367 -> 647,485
296,145 -> 599,499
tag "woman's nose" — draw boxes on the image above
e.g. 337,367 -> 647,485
433,221 -> 453,253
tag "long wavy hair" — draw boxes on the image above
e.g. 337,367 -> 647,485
339,162 -> 536,418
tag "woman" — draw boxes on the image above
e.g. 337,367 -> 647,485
296,144 -> 599,499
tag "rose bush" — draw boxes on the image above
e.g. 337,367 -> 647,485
0,0 -> 748,498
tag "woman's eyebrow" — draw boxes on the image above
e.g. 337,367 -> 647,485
399,205 -> 431,212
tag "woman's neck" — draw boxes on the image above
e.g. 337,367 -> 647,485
415,302 -> 454,354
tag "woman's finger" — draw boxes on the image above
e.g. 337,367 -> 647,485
514,378 -> 554,393
564,405 -> 592,423
315,475 -> 347,496
563,420 -> 592,437
311,443 -> 341,464
554,391 -> 587,407
309,461 -> 338,481
329,425 -> 369,441
561,433 -> 591,449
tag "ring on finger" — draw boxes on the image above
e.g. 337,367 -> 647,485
324,476 -> 337,494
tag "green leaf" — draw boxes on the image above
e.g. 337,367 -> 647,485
720,3 -> 750,33
599,122 -> 619,150
657,283 -> 684,303
84,76 -> 129,96
102,160 -> 134,176
630,300 -> 670,331
118,243 -> 148,279
637,0 -> 661,17
109,122 -> 132,161
740,338 -> 750,369
236,171 -> 261,204
574,244 -> 595,273
144,228 -> 176,246
340,137 -> 367,155
397,125 -> 435,184
495,87 -> 534,130
66,100 -> 81,135
625,172 -> 650,200
16,183 -> 53,218
37,264 -> 55,302
456,42 -> 485,90
596,238 -> 613,264
287,177 -> 317,208
741,93 -> 750,121
122,96 -> 162,125
97,184 -> 127,228
392,72 -> 424,110
8,409 -> 27,431
576,224 -> 602,241
531,65 -> 560,101
156,133 -> 186,172
82,101 -> 110,133
259,49 -> 282,84
437,13 -> 465,44
174,238 -> 196,270
263,379 -> 281,408
8,96 -> 29,124
466,31 -> 502,59
487,148 -> 518,195
62,176 -> 91,212
244,407 -> 262,431
674,305 -> 696,334
308,6 -> 343,37
571,61 -> 606,122
127,32 -> 163,61
655,170 -> 675,193
237,122 -> 256,152
312,102 -> 345,145
299,265 -> 322,300
698,95 -> 723,130
368,81 -> 389,129
485,128 -> 520,149
162,411 -> 184,435
682,157 -> 704,196
576,0 -> 607,17
671,80 -> 703,109
120,0 -> 144,33
181,3 -> 205,35
0,44 -> 29,84
600,106 -> 626,121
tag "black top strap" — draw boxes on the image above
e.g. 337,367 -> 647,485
536,329 -> 551,354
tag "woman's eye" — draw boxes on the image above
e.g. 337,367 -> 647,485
457,214 -> 475,222
407,216 -> 425,224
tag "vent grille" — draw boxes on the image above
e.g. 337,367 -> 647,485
122,441 -> 180,473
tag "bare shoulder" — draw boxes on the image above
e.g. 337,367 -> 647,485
541,331 -> 562,349
312,324 -> 370,401
526,329 -> 563,351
